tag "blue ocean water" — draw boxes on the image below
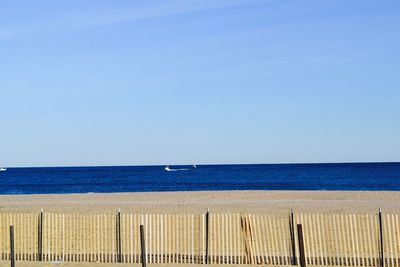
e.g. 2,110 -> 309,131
0,163 -> 400,194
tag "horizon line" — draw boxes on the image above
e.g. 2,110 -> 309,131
3,160 -> 400,169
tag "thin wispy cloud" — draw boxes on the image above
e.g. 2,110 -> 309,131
0,0 -> 271,39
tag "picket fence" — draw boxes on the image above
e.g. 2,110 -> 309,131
0,211 -> 399,266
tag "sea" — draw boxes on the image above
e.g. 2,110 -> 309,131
0,163 -> 399,194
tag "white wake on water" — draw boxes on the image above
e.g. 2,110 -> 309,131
164,166 -> 192,172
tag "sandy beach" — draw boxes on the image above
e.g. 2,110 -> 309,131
1,190 -> 399,214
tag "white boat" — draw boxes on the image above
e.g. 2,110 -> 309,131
0,168 -> 7,172
165,166 -> 172,171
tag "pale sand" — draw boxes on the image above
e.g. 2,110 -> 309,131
0,190 -> 399,214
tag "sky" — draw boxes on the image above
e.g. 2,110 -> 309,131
1,0 -> 400,167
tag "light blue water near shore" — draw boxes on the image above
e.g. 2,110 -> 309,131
0,163 -> 399,194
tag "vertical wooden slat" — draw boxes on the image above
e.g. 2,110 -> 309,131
332,214 -> 340,265
157,214 -> 164,263
261,215 -> 269,264
176,215 -> 182,263
225,214 -> 229,264
372,213 -> 378,267
328,214 -> 334,265
97,214 -> 100,262
71,214 -> 74,262
82,214 -> 87,262
365,214 -> 371,267
47,213 -> 50,262
395,215 -> 399,267
210,214 -> 214,264
20,214 -> 23,261
392,214 -> 398,267
306,214 -> 312,265
353,215 -> 360,266
159,214 -> 162,264
184,214 -> 187,264
360,214 -> 367,267
72,214 -> 75,262
10,225 -> 15,267
210,213 -> 214,264
329,214 -> 334,265
298,224 -> 306,267
388,215 -> 394,267
238,214 -> 243,265
277,215 -> 285,264
361,214 -> 366,267
171,214 -> 175,264
296,214 -> 303,264
247,214 -> 252,264
366,214 -> 373,267
55,213 -> 58,261
340,214 -> 347,266
348,214 -> 356,266
318,214 -> 324,265
236,214 -> 240,264
129,214 -> 133,263
225,213 -> 229,264
282,215 -> 290,265
181,214 -> 184,264
79,214 -> 82,262
167,214 -> 171,264
221,214 -> 226,264
80,214 -> 84,262
176,214 -> 180,263
268,215 -> 276,264
60,213 -> 64,261
148,214 -> 152,264
369,213 -> 376,267
151,214 -> 155,264
103,214 -> 107,262
155,214 -> 158,264
290,210 -> 297,265
217,214 -> 220,264
165,214 -> 169,264
140,224 -> 146,267
20,214 -> 24,261
316,214 -> 323,265
379,209 -> 384,267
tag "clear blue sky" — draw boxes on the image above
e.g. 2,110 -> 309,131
1,0 -> 400,167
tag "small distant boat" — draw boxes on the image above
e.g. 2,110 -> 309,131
165,166 -> 172,171
0,168 -> 7,172
193,165 -> 197,168
164,166 -> 189,172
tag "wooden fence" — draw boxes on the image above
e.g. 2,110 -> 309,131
0,211 -> 399,266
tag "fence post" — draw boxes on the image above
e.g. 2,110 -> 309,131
10,225 -> 15,267
116,208 -> 122,263
379,208 -> 384,267
297,224 -> 306,267
290,209 -> 297,265
38,208 -> 43,261
140,225 -> 146,267
205,208 -> 210,264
